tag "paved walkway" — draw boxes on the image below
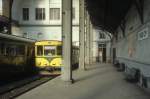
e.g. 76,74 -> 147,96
16,63 -> 150,99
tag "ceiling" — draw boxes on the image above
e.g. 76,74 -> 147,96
85,0 -> 134,33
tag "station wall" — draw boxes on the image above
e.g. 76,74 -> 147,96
114,0 -> 150,76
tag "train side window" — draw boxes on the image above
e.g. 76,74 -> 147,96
0,43 -> 5,55
37,46 -> 43,56
6,46 -> 11,55
16,45 -> 25,55
5,45 -> 16,56
27,47 -> 32,56
57,46 -> 62,55
10,47 -> 16,56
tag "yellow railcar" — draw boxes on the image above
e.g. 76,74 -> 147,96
35,40 -> 62,71
0,33 -> 36,79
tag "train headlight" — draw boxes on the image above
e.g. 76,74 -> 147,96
38,62 -> 41,66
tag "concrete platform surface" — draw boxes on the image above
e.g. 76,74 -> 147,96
16,63 -> 150,99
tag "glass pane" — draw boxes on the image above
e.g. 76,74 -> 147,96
35,8 -> 45,20
37,46 -> 43,56
44,46 -> 56,56
57,46 -> 62,55
50,8 -> 60,20
16,45 -> 25,55
23,8 -> 29,20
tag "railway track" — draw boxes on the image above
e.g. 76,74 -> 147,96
0,75 -> 57,99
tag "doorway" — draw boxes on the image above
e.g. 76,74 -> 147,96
112,48 -> 116,64
98,43 -> 106,63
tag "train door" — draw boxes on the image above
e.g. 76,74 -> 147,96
98,43 -> 106,63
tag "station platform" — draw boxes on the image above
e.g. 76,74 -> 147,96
16,63 -> 150,99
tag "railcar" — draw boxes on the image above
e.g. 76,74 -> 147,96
35,40 -> 62,71
0,33 -> 36,78
35,40 -> 79,72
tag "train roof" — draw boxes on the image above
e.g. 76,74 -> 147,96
35,40 -> 62,46
0,33 -> 36,43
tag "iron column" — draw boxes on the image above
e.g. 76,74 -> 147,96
79,0 -> 85,70
61,0 -> 73,83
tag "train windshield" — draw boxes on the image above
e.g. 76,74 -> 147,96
44,46 -> 56,56
37,46 -> 43,56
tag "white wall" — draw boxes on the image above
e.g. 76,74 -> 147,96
20,26 -> 79,41
12,0 -> 79,42
0,0 -> 2,15
12,0 -> 79,25
12,26 -> 23,36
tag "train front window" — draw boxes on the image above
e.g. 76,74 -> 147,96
37,46 -> 43,56
44,46 -> 56,56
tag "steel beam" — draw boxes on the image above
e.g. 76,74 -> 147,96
134,0 -> 144,24
79,0 -> 85,70
61,0 -> 73,83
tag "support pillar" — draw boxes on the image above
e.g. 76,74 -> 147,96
85,11 -> 90,65
79,0 -> 85,70
89,21 -> 93,64
61,0 -> 73,83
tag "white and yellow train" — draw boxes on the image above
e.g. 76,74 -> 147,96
35,40 -> 79,71
35,40 -> 62,71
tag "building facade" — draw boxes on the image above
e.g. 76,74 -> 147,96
12,0 -> 79,43
93,29 -> 111,63
11,0 -> 111,63
0,0 -> 11,34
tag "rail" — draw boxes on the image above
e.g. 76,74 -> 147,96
0,75 -> 57,98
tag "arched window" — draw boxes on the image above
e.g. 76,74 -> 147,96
99,33 -> 105,39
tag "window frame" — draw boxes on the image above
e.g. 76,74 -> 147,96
36,45 -> 43,56
35,8 -> 45,20
99,33 -> 106,39
44,45 -> 56,56
22,8 -> 29,21
49,8 -> 60,20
